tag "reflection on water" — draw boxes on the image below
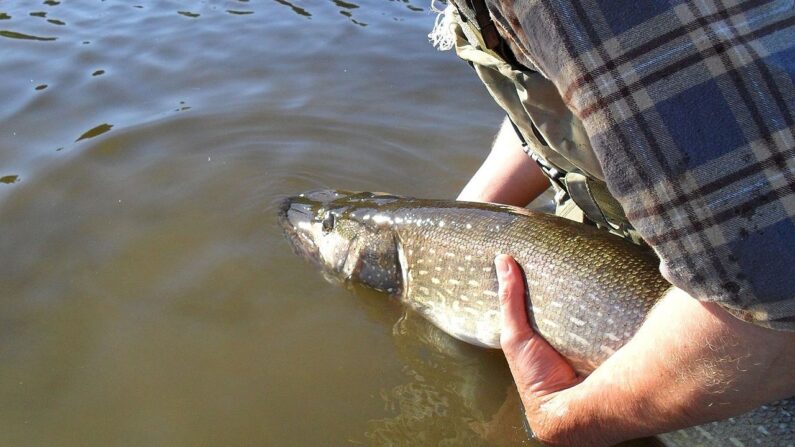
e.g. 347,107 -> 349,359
273,0 -> 312,18
271,0 -> 425,24
75,123 -> 113,142
177,11 -> 201,18
0,30 -> 57,41
360,299 -> 530,447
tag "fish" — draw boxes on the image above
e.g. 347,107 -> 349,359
278,189 -> 794,446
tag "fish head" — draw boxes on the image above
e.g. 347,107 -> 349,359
278,189 -> 404,294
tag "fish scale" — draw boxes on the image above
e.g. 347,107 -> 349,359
279,189 -> 794,446
390,205 -> 664,370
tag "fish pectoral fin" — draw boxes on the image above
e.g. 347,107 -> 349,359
395,235 -> 410,300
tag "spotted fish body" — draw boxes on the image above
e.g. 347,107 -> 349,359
279,190 -> 794,446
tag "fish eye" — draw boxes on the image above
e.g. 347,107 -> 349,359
321,212 -> 336,233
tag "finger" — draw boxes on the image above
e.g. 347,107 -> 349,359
495,254 -> 534,343
495,255 -> 579,395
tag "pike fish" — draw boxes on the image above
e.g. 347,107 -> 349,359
278,189 -> 794,446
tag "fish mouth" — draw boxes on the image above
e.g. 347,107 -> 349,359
277,196 -> 293,226
277,190 -> 358,281
277,189 -> 355,264
277,188 -> 358,238
277,195 -> 320,262
277,189 -> 344,225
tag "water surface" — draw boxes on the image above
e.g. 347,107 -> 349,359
0,1 -> 647,446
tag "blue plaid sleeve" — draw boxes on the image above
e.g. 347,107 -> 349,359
492,0 -> 795,330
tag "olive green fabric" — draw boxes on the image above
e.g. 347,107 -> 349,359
447,7 -> 641,242
448,7 -> 603,181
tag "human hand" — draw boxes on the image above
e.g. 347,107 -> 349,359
494,254 -> 592,446
495,254 -> 795,446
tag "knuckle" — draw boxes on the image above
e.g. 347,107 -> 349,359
498,281 -> 514,304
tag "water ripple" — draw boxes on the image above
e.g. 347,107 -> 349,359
0,175 -> 20,184
0,30 -> 56,41
75,123 -> 113,142
273,0 -> 311,17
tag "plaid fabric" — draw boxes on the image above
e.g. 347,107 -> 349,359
483,0 -> 795,330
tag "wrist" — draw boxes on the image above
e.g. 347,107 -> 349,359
523,384 -> 615,447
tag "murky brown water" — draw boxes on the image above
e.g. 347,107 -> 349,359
0,2 -> 652,446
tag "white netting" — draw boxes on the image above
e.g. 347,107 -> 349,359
428,2 -> 454,51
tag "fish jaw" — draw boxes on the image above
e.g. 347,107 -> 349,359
277,191 -> 356,277
278,189 -> 404,294
277,195 -> 323,267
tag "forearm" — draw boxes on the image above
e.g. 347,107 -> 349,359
458,117 -> 549,206
539,288 -> 795,445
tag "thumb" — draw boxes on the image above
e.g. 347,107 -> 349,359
495,254 -> 534,345
495,254 -> 579,396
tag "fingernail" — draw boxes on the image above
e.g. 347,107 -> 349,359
495,255 -> 509,277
